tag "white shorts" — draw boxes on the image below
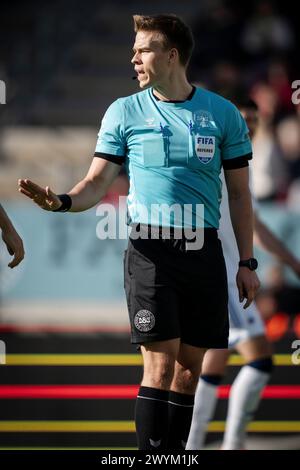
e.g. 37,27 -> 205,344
228,283 -> 265,349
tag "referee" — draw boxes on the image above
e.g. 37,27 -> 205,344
18,14 -> 260,450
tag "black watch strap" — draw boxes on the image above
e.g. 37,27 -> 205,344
239,258 -> 258,271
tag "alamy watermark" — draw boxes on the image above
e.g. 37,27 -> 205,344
95,197 -> 205,250
291,80 -> 300,105
0,340 -> 6,364
0,80 -> 6,104
291,339 -> 300,365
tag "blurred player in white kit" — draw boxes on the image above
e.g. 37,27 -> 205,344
187,98 -> 300,450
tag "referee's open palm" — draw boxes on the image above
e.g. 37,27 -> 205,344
18,179 -> 62,211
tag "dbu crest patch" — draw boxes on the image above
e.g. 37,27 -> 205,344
195,135 -> 215,164
134,310 -> 155,332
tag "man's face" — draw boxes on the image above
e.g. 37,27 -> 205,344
131,31 -> 172,89
240,108 -> 259,139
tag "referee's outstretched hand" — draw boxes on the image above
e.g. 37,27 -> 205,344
18,179 -> 62,211
236,268 -> 260,309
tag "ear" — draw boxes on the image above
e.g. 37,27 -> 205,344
168,48 -> 178,64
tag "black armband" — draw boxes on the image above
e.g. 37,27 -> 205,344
222,153 -> 252,170
94,152 -> 125,165
53,194 -> 72,212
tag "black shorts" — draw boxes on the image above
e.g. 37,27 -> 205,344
123,227 -> 229,349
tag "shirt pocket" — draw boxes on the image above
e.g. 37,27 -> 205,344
142,132 -> 166,167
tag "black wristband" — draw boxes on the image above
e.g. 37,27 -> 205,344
53,194 -> 72,212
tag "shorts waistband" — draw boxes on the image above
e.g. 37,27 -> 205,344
129,223 -> 217,241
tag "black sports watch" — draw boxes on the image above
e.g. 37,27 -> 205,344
239,258 -> 258,271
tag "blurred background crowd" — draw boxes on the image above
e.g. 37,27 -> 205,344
0,0 -> 300,333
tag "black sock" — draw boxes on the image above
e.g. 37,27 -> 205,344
135,386 -> 169,450
167,391 -> 195,449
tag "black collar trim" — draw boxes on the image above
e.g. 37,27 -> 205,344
152,86 -> 196,103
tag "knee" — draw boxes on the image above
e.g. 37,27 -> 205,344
143,358 -> 175,389
173,364 -> 200,394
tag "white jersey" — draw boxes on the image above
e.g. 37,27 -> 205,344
218,171 -> 240,283
218,170 -> 265,347
219,169 -> 259,282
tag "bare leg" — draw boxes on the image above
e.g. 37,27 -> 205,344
135,338 -> 180,450
141,338 -> 180,389
168,343 -> 207,449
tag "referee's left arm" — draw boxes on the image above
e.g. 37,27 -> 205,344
224,166 -> 253,261
224,166 -> 260,308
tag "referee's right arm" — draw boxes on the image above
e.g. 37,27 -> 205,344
64,157 -> 121,212
19,98 -> 126,212
18,158 -> 121,212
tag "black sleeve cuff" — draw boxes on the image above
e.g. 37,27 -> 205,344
94,152 -> 125,165
222,153 -> 252,170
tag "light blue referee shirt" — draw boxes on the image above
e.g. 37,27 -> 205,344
94,86 -> 252,228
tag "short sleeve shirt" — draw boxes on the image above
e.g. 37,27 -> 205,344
95,87 -> 252,228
